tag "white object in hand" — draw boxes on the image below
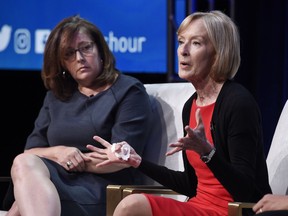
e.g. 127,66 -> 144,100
111,143 -> 131,161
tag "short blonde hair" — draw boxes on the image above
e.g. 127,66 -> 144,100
177,10 -> 240,82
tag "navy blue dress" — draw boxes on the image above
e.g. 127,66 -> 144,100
24,74 -> 153,216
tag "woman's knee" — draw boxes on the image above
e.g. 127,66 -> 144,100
11,153 -> 42,178
114,194 -> 152,216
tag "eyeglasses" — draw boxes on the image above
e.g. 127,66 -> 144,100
64,42 -> 95,61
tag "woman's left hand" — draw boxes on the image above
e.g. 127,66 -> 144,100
166,108 -> 213,156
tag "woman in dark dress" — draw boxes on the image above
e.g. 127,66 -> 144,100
4,15 -> 153,216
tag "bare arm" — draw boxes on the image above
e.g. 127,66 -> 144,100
25,146 -> 90,172
25,145 -> 130,174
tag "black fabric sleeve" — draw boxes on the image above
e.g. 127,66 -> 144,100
208,81 -> 271,202
138,159 -> 197,198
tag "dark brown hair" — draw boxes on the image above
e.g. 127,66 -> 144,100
42,15 -> 119,101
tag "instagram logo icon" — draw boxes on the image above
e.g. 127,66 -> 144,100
14,28 -> 31,54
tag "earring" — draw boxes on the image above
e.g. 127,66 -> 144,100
62,71 -> 66,78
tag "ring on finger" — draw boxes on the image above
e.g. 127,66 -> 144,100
66,161 -> 73,168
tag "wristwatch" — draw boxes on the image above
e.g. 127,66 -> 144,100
200,147 -> 216,163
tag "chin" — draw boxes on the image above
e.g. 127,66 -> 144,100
178,71 -> 189,80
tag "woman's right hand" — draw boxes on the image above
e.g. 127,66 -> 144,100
253,194 -> 288,213
86,136 -> 142,168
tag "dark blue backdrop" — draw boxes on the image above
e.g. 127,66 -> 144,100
0,0 -> 169,73
234,0 -> 288,155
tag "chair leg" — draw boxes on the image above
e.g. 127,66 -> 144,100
106,185 -> 125,216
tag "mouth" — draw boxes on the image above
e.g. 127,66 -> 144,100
179,61 -> 190,68
78,66 -> 89,72
180,59 -> 190,64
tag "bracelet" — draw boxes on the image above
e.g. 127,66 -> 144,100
200,147 -> 216,164
111,143 -> 131,161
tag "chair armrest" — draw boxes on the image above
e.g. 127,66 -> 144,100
228,202 -> 255,216
106,185 -> 177,216
122,186 -> 178,198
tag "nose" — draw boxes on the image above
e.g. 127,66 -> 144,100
75,50 -> 85,61
178,43 -> 189,56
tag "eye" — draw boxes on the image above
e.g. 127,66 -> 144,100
80,43 -> 93,53
177,39 -> 184,45
64,49 -> 75,58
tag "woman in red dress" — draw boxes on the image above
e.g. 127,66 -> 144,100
88,10 -> 271,216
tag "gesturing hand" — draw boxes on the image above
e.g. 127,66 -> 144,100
166,108 -> 213,156
86,136 -> 142,168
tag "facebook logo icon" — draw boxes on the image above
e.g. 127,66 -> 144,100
35,29 -> 50,54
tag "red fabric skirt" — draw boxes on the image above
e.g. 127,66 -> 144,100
144,194 -> 227,216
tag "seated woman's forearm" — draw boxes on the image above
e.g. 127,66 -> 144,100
24,146 -> 65,161
84,159 -> 130,173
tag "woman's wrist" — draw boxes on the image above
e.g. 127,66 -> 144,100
200,147 -> 216,164
132,157 -> 142,168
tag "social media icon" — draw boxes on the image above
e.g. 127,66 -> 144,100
0,25 -> 12,52
35,29 -> 50,54
14,28 -> 31,54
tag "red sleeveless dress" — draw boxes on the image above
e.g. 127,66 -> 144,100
144,100 -> 233,216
